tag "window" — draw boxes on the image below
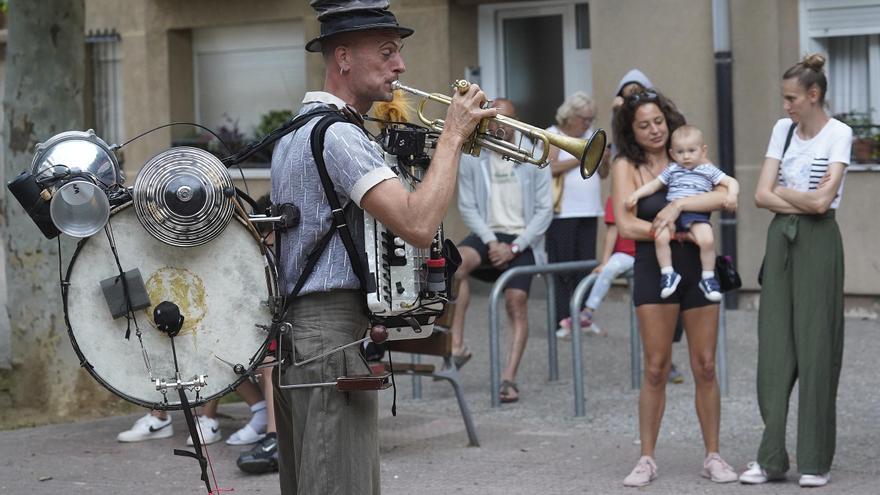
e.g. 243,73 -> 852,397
86,30 -> 124,147
192,21 -> 306,167
801,0 -> 880,165
825,35 -> 880,121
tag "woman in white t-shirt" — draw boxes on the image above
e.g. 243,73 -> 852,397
740,54 -> 852,489
546,92 -> 608,332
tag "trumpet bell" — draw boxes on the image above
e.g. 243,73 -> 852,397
544,128 -> 607,179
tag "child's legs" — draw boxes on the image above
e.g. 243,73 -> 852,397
586,253 -> 634,310
689,222 -> 716,272
654,229 -> 672,269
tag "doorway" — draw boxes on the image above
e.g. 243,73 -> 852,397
479,1 -> 592,129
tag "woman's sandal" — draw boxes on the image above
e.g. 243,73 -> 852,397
499,380 -> 519,403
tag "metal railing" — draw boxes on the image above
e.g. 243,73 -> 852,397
487,263 -> 729,415
624,272 -> 729,396
488,260 -> 597,408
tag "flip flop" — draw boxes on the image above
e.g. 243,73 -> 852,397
499,380 -> 519,403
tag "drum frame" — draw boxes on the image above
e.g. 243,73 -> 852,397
60,201 -> 277,411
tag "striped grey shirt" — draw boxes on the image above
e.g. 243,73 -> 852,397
270,92 -> 396,296
659,162 -> 726,202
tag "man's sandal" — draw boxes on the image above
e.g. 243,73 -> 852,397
452,347 -> 472,369
499,380 -> 519,403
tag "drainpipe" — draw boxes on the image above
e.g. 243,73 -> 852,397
713,0 -> 738,308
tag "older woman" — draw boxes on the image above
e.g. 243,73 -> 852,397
546,92 -> 607,334
611,90 -> 737,487
739,54 -> 851,488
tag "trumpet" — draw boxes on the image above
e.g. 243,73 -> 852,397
391,80 -> 607,179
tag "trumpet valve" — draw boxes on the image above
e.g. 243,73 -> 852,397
452,80 -> 470,94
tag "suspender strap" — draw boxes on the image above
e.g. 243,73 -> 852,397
286,227 -> 336,304
220,108 -> 337,167
309,113 -> 370,292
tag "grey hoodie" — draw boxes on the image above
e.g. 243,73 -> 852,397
614,69 -> 654,97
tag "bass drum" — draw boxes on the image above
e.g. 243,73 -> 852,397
63,202 -> 273,410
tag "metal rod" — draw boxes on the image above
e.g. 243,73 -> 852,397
627,272 -> 641,390
411,353 -> 422,399
249,215 -> 285,223
570,273 -> 598,417
291,335 -> 371,367
718,298 -> 729,396
714,0 -> 738,309
488,260 -> 597,408
545,274 -> 558,382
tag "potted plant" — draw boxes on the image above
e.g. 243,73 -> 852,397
836,111 -> 878,164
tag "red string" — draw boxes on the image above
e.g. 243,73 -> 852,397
194,415 -> 235,494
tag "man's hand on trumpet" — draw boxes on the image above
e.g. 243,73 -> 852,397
441,83 -> 498,144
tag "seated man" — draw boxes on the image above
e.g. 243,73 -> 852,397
449,98 -> 553,403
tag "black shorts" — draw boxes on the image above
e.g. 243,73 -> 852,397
458,233 -> 535,293
633,240 -> 717,310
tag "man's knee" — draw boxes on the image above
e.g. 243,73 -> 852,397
456,246 -> 481,277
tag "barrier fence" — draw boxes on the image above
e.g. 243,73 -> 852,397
488,263 -> 729,415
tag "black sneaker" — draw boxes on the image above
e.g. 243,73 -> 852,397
237,432 -> 278,474
698,277 -> 723,302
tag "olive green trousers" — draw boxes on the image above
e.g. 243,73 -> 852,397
756,211 -> 844,475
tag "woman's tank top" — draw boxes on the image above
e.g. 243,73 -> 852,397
634,181 -> 669,261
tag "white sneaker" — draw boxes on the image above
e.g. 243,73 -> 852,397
117,413 -> 173,442
702,453 -> 738,483
739,461 -> 785,484
799,473 -> 830,487
226,424 -> 266,446
185,415 -> 222,446
623,456 -> 658,487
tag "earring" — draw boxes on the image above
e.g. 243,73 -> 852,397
339,66 -> 345,75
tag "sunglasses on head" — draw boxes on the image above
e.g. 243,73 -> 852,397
627,90 -> 659,107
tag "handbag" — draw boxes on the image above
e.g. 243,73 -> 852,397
551,174 -> 564,214
715,254 -> 742,292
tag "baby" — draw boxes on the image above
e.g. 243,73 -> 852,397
625,125 -> 739,302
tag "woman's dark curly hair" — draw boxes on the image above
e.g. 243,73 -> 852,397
612,89 -> 686,167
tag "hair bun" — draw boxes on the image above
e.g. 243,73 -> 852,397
802,53 -> 826,71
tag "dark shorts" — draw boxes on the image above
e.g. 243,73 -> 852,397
633,240 -> 717,311
676,212 -> 711,232
458,233 -> 535,293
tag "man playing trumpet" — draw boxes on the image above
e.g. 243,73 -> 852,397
270,1 -> 495,494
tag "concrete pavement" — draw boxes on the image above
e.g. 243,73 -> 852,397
2,283 -> 878,494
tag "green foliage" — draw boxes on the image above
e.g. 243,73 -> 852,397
254,109 -> 295,139
835,110 -> 877,140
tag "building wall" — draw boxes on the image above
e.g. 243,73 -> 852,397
591,0 -> 880,306
1,0 -> 474,419
5,0 -> 878,421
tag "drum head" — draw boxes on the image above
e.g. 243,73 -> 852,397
63,203 -> 272,410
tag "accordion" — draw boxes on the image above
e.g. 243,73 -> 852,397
363,125 -> 458,340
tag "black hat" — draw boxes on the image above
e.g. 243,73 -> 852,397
306,1 -> 414,53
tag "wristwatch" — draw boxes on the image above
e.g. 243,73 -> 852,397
510,243 -> 521,255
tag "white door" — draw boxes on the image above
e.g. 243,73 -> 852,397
479,1 -> 592,128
